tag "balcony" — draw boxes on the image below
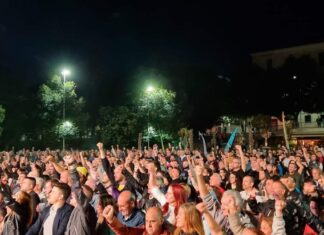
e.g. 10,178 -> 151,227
291,121 -> 324,138
270,122 -> 324,138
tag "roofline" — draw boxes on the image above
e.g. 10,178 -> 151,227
251,41 -> 324,57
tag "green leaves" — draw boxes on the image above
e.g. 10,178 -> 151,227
136,87 -> 176,133
97,106 -> 141,147
96,87 -> 179,147
38,74 -> 89,147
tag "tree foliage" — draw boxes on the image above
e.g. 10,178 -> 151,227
136,87 -> 176,133
252,114 -> 272,146
96,86 -> 180,148
252,114 -> 271,130
96,106 -> 141,147
39,75 -> 89,147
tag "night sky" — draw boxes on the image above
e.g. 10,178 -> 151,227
1,0 -> 324,129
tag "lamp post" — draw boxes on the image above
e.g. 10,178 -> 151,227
146,85 -> 155,148
62,69 -> 70,151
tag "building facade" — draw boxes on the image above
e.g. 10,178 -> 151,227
251,41 -> 324,70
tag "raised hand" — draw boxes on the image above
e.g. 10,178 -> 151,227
275,199 -> 286,216
97,142 -> 104,150
196,202 -> 208,214
194,165 -> 204,177
103,205 -> 115,223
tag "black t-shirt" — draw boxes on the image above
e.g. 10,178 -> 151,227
232,169 -> 245,182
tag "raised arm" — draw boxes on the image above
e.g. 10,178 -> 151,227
235,145 -> 246,172
47,155 -> 65,174
196,202 -> 223,235
97,142 -> 116,186
103,205 -> 144,235
195,164 -> 209,197
148,163 -> 167,206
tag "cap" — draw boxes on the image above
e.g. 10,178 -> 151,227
76,166 -> 88,177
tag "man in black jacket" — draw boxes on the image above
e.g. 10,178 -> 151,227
26,182 -> 73,235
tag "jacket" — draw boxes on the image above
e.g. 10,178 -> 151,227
26,203 -> 73,235
3,201 -> 31,235
202,191 -> 255,235
283,192 -> 324,235
64,166 -> 97,235
102,156 -> 146,195
108,217 -> 172,235
228,212 -> 286,235
2,214 -> 21,235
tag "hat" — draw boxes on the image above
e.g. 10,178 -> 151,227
76,166 -> 88,176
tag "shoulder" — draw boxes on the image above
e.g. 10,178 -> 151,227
41,205 -> 51,215
134,208 -> 145,218
59,203 -> 74,214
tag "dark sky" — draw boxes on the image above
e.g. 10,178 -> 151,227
1,0 -> 324,128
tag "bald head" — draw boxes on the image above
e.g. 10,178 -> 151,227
145,207 -> 164,235
118,190 -> 134,204
146,207 -> 163,221
117,190 -> 136,217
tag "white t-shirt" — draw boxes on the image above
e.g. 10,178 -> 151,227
43,206 -> 58,235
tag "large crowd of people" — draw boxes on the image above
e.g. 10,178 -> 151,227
0,142 -> 323,235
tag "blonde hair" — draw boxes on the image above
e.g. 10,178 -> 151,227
174,203 -> 204,235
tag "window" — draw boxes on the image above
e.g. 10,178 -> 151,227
318,52 -> 324,66
305,115 -> 311,123
266,59 -> 273,70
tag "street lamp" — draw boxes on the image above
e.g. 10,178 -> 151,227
146,85 -> 155,148
62,69 -> 70,151
146,85 -> 155,93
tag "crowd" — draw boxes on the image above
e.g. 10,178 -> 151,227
0,142 -> 323,235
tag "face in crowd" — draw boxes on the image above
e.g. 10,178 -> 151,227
232,159 -> 241,171
210,173 -> 222,187
47,186 -> 62,204
114,165 -> 124,182
117,191 -> 135,218
145,207 -> 164,235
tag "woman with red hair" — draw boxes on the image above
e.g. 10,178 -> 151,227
148,164 -> 187,225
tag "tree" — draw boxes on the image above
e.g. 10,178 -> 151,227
136,87 -> 178,148
252,114 -> 272,147
39,75 -> 89,148
96,106 -> 141,147
0,105 -> 5,136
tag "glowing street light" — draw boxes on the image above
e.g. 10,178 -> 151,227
63,121 -> 72,128
62,69 -> 70,77
61,69 -> 70,151
146,85 -> 155,93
